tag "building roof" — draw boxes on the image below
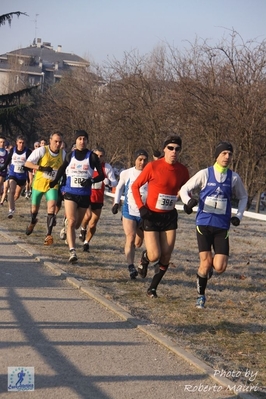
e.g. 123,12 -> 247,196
0,40 -> 89,76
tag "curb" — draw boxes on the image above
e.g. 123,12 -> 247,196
0,229 -> 260,399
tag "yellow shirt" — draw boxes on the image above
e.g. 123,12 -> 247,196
32,146 -> 64,192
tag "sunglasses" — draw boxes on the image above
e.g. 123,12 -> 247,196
166,145 -> 181,152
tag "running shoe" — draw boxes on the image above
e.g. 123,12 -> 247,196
138,250 -> 149,278
128,264 -> 138,279
196,295 -> 206,309
26,219 -> 38,236
44,235 -> 53,246
147,288 -> 158,298
83,242 -> 90,252
59,227 -> 66,240
7,210 -> 14,219
69,249 -> 78,263
79,228 -> 87,242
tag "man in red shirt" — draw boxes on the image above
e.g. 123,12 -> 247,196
132,134 -> 189,297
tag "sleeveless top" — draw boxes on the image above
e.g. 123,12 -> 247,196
196,166 -> 232,229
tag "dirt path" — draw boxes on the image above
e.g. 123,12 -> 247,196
1,195 -> 265,397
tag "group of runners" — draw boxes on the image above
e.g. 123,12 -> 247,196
0,131 -> 248,308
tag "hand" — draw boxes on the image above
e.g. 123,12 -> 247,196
80,178 -> 93,187
39,165 -> 53,173
139,206 -> 152,219
49,180 -> 57,189
112,203 -> 119,214
231,216 -> 240,226
183,198 -> 198,215
0,164 -> 5,170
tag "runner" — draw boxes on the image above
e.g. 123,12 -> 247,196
112,149 -> 148,279
49,130 -> 104,263
79,146 -> 117,252
0,135 -> 31,218
180,141 -> 248,308
132,135 -> 189,297
0,135 -> 9,202
24,132 -> 65,245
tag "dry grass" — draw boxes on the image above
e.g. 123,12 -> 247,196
1,195 -> 265,397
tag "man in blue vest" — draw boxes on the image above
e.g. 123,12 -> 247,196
180,141 -> 248,308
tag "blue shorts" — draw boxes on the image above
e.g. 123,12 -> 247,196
122,205 -> 142,224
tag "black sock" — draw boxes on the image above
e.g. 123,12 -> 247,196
47,214 -> 55,235
149,263 -> 169,291
31,212 -> 38,224
197,273 -> 208,296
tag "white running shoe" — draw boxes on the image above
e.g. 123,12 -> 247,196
8,210 -> 14,219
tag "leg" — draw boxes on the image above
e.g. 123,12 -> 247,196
86,208 -> 102,242
122,217 -> 138,265
8,179 -> 17,217
147,229 -> 176,296
79,207 -> 91,242
122,217 -> 139,279
1,179 -> 9,204
83,208 -> 101,251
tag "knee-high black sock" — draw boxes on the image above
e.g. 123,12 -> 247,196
149,263 -> 169,290
197,273 -> 208,296
47,213 -> 55,235
31,212 -> 38,224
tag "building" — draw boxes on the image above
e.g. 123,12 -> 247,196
0,38 -> 90,94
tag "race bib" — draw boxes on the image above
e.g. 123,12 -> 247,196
155,194 -> 177,210
14,163 -> 24,173
70,176 -> 87,187
43,169 -> 57,181
203,196 -> 227,215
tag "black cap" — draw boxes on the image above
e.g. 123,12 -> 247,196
215,141 -> 233,158
74,130 -> 88,141
134,149 -> 148,160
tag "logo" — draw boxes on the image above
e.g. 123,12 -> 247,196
8,367 -> 34,391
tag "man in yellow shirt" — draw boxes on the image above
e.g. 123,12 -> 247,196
24,132 -> 65,245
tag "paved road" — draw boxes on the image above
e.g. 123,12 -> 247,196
0,230 -> 254,399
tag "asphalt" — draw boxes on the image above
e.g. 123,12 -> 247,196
0,229 -> 258,399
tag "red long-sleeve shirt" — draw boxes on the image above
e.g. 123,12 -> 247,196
132,158 -> 189,213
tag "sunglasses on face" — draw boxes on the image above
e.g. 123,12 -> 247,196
166,145 -> 181,152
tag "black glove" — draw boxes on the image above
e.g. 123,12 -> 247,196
139,206 -> 152,219
231,216 -> 240,226
39,165 -> 53,173
184,198 -> 198,215
80,178 -> 93,187
49,180 -> 57,189
112,203 -> 119,214
0,164 -> 6,170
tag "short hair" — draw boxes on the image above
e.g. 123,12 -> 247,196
16,135 -> 25,142
93,146 -> 105,155
49,132 -> 62,139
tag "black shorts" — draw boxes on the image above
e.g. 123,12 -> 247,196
196,225 -> 229,255
63,192 -> 91,209
9,176 -> 26,187
142,208 -> 178,232
91,202 -> 103,211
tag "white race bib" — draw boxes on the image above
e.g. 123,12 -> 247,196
203,196 -> 227,215
155,193 -> 177,210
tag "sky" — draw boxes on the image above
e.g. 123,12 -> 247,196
1,0 -> 266,64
